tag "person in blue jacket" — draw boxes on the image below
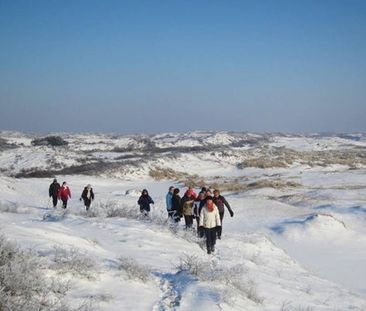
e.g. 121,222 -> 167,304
166,186 -> 174,218
138,189 -> 154,216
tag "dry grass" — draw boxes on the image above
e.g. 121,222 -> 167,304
149,167 -> 300,191
149,167 -> 205,187
237,146 -> 366,169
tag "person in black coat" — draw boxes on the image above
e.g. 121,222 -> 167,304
171,188 -> 182,223
137,189 -> 154,216
213,189 -> 234,239
80,184 -> 95,211
49,178 -> 60,208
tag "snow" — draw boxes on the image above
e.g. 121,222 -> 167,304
0,131 -> 366,310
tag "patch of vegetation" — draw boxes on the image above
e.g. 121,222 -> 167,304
177,254 -> 263,304
51,246 -> 97,279
149,167 -> 206,187
237,146 -> 366,169
31,136 -> 68,147
117,257 -> 151,282
0,137 -> 17,151
0,235 -> 70,310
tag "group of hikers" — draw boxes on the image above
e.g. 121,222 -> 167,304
48,179 -> 94,210
136,185 -> 234,254
48,179 -> 234,254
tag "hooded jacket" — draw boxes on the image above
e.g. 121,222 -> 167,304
81,186 -> 94,201
138,190 -> 154,211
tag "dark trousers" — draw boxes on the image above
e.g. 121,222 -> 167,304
83,199 -> 92,210
217,212 -> 224,238
195,217 -> 204,237
204,227 -> 217,252
172,210 -> 181,223
168,210 -> 175,219
51,195 -> 58,208
61,199 -> 68,209
184,215 -> 193,228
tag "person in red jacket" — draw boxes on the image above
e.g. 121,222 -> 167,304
58,182 -> 71,209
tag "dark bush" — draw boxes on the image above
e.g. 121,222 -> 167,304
31,136 -> 68,147
0,138 -> 17,151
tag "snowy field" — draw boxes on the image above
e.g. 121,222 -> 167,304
0,131 -> 366,310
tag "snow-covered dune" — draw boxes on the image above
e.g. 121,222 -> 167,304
0,131 -> 366,310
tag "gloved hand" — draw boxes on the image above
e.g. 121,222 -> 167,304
229,210 -> 234,217
79,198 -> 82,201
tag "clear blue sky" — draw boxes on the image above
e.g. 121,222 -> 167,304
0,0 -> 365,134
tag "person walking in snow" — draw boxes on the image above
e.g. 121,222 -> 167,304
57,182 -> 71,209
166,186 -> 175,219
80,184 -> 94,211
213,189 -> 234,239
183,186 -> 197,200
171,188 -> 182,223
182,192 -> 195,229
49,178 -> 60,208
138,189 -> 154,216
199,196 -> 221,254
193,191 -> 205,237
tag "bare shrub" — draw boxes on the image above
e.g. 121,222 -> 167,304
95,200 -> 138,218
0,202 -> 20,213
51,246 -> 97,279
0,235 -> 69,311
117,257 -> 151,282
177,254 -> 263,304
176,254 -> 207,278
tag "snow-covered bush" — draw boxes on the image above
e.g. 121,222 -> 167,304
0,202 -> 20,213
176,254 -> 206,278
102,201 -> 138,218
117,257 -> 151,282
177,254 -> 263,304
0,235 -> 69,311
51,246 -> 97,279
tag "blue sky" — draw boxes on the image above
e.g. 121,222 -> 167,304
0,0 -> 365,134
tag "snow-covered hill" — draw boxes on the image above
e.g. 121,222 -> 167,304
0,131 -> 365,310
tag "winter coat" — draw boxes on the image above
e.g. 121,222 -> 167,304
199,204 -> 221,229
171,194 -> 182,217
213,195 -> 233,215
182,198 -> 194,216
81,187 -> 94,201
138,194 -> 154,211
192,200 -> 203,218
49,182 -> 60,197
166,192 -> 173,211
58,186 -> 71,201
